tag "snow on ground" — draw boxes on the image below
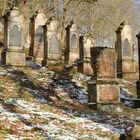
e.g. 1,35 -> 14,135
0,66 -> 140,139
0,98 -> 119,140
120,88 -> 135,107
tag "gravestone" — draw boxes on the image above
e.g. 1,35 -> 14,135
47,19 -> 62,63
88,47 -> 120,109
1,7 -> 25,66
135,32 -> 140,108
115,22 -> 137,79
29,10 -> 47,65
83,36 -> 95,75
65,22 -> 79,64
78,36 -> 95,75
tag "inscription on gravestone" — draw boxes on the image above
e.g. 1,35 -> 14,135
98,53 -> 116,78
35,25 -> 44,45
70,34 -> 77,49
49,35 -> 60,54
9,25 -> 21,47
123,38 -> 131,57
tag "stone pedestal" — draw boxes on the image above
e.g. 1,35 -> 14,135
1,51 -> 25,66
88,47 -> 120,109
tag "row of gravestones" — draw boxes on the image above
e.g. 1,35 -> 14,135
0,7 -> 140,108
0,7 -> 138,79
0,7 -> 95,75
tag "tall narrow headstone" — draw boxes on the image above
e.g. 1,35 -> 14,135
65,22 -> 79,64
135,32 -> 140,108
83,36 -> 95,75
78,36 -> 95,75
29,10 -> 47,65
115,22 -> 137,79
65,24 -> 71,63
1,7 -> 25,66
88,47 -> 120,109
47,19 -> 62,63
78,36 -> 84,73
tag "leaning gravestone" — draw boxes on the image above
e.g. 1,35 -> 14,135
88,47 -> 120,109
115,21 -> 137,79
47,19 -> 62,63
1,7 -> 25,66
29,10 -> 47,65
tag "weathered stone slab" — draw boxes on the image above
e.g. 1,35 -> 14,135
122,38 -> 131,57
91,47 -> 116,78
49,35 -> 60,54
69,23 -> 79,63
47,20 -> 61,61
35,25 -> 44,45
122,60 -> 137,73
9,25 -> 21,47
70,34 -> 78,50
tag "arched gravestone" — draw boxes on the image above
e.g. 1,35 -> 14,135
2,7 -> 25,66
9,25 -> 21,47
122,38 -> 131,57
49,35 -> 60,54
115,22 -> 137,79
35,25 -> 44,45
70,34 -> 77,49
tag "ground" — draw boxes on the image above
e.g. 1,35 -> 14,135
0,64 -> 140,140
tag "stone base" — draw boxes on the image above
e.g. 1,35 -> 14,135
117,59 -> 138,79
122,73 -> 139,80
97,103 -> 123,112
88,79 -> 120,104
88,103 -> 97,110
26,56 -> 34,61
136,80 -> 140,98
42,59 -> 47,67
88,103 -> 123,112
1,51 -> 25,66
29,46 -> 33,57
134,99 -> 140,108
